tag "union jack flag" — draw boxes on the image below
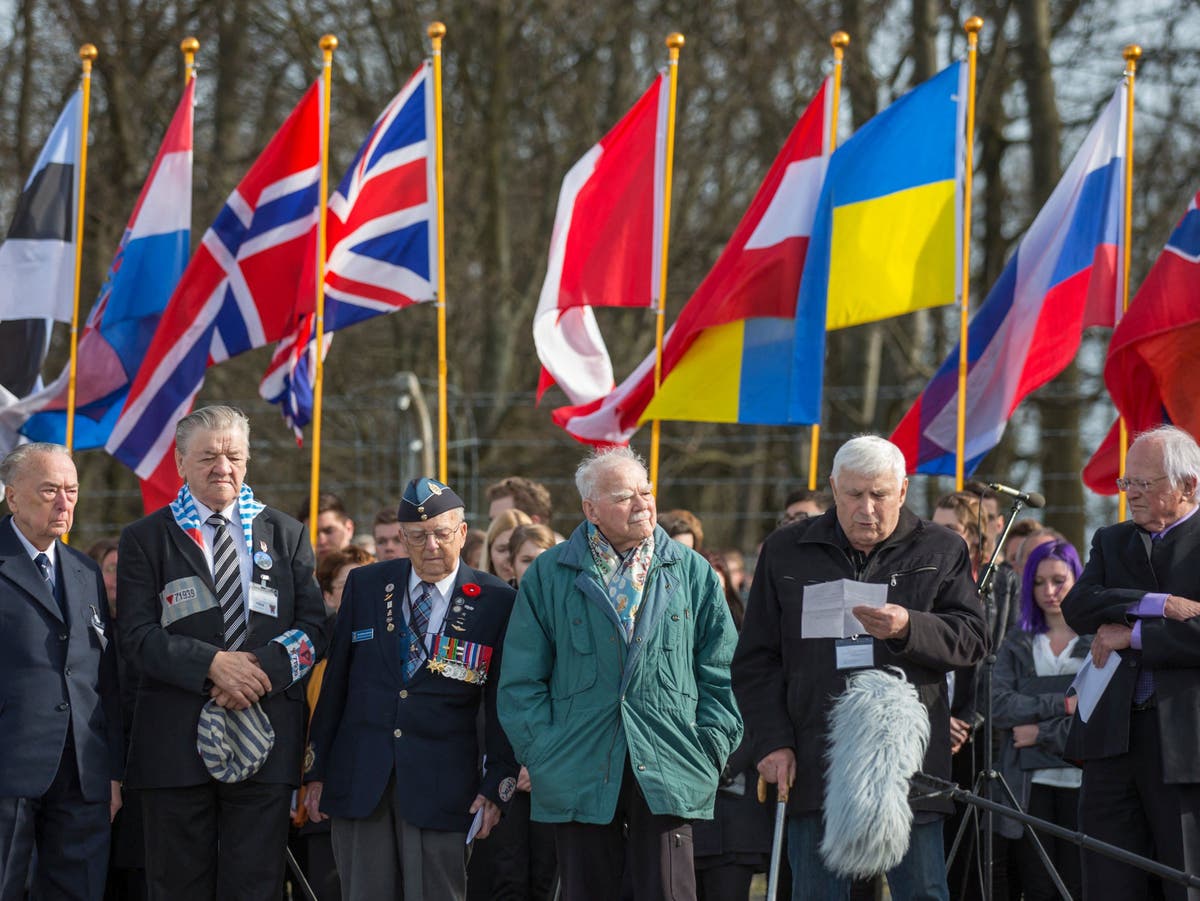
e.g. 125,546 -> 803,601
261,63 -> 437,437
107,82 -> 322,511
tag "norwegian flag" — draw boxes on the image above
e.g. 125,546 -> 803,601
261,63 -> 436,437
107,82 -> 322,511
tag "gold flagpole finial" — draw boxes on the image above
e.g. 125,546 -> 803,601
80,43 -> 98,63
320,34 -> 339,53
666,32 -> 685,51
831,31 -> 850,54
428,21 -> 447,41
181,36 -> 199,83
1123,44 -> 1142,71
964,16 -> 984,36
180,36 -> 199,56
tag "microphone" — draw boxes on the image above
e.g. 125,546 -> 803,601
821,667 -> 930,878
988,482 -> 1046,509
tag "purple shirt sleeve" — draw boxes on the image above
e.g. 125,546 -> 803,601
1128,593 -> 1168,651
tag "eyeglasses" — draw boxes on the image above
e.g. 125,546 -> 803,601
402,526 -> 460,545
1115,475 -> 1169,493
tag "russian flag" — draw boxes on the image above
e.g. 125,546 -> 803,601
14,80 -> 194,449
1083,188 -> 1200,493
553,78 -> 830,444
532,74 -> 667,407
891,82 -> 1127,475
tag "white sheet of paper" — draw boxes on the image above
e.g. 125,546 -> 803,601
466,806 -> 485,845
1068,651 -> 1121,723
802,580 -> 888,639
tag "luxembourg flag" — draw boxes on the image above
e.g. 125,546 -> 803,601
532,74 -> 667,406
14,79 -> 194,449
553,79 -> 831,445
890,81 -> 1127,475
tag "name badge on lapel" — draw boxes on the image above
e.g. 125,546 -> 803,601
248,580 -> 279,617
835,636 -> 874,671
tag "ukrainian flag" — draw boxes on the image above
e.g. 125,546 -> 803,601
789,62 -> 964,423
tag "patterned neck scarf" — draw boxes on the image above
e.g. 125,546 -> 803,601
586,522 -> 655,642
171,482 -> 265,554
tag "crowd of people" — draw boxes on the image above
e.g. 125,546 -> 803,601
2,404 -> 1199,901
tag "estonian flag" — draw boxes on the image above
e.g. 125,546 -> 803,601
0,90 -> 81,405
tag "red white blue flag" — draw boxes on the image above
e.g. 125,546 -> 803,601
260,63 -> 436,438
891,82 -> 1127,475
13,80 -> 194,451
1083,188 -> 1200,493
107,82 -> 322,510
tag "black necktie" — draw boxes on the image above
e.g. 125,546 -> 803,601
208,514 -> 246,650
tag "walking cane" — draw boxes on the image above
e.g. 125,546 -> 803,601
758,775 -> 790,900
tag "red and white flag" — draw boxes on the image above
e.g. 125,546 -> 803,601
553,78 -> 832,445
533,75 -> 668,406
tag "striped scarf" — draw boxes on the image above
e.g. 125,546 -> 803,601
171,482 -> 265,554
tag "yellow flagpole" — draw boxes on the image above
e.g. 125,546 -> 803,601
181,36 -> 199,84
64,43 -> 97,460
648,32 -> 685,491
308,34 -> 337,550
428,22 -> 449,483
955,17 -> 983,491
808,31 -> 849,491
1116,43 -> 1141,523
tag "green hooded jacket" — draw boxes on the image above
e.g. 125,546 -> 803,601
497,522 -> 743,823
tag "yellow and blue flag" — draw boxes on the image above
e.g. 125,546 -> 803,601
789,62 -> 964,423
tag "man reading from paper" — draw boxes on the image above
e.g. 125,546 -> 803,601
733,435 -> 987,900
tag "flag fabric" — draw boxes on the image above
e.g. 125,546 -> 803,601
532,74 -> 667,407
13,80 -> 195,450
1083,188 -> 1200,493
891,82 -> 1127,475
0,90 -> 81,324
107,82 -> 322,511
787,62 -> 964,424
0,91 -> 82,443
260,63 -> 437,437
553,78 -> 831,445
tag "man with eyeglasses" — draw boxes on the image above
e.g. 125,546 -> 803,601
304,477 -> 518,901
1063,425 -> 1200,901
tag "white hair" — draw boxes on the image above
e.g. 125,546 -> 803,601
1132,425 -> 1200,490
175,405 -> 251,456
831,435 -> 907,485
0,442 -> 72,488
575,447 -> 648,501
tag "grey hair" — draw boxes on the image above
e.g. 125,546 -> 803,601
1132,425 -> 1200,490
575,446 -> 648,501
831,435 -> 907,485
0,442 -> 72,488
175,405 -> 251,456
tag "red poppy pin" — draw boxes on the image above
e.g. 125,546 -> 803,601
462,583 -> 481,597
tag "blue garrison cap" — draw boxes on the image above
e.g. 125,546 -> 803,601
398,477 -> 465,522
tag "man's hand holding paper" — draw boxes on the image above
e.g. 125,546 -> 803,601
802,580 -> 888,639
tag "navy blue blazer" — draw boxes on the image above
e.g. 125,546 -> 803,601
0,516 -> 123,802
307,560 -> 518,832
117,504 -> 328,789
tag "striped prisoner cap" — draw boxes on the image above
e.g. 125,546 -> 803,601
196,699 -> 275,783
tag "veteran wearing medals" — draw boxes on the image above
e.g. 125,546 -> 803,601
117,405 -> 329,901
497,447 -> 743,901
304,477 -> 519,901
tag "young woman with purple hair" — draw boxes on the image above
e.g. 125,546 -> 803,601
992,539 -> 1093,900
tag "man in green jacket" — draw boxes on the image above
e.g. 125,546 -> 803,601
497,447 -> 742,901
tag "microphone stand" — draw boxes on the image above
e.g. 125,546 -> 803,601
945,496 -> 1068,901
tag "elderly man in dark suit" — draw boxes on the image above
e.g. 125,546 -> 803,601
117,405 -> 328,901
0,443 -> 123,901
1064,425 -> 1200,901
304,477 -> 518,901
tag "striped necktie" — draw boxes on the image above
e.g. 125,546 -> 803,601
208,514 -> 246,650
404,582 -> 434,680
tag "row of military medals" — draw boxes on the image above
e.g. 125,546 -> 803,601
382,582 -> 488,684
